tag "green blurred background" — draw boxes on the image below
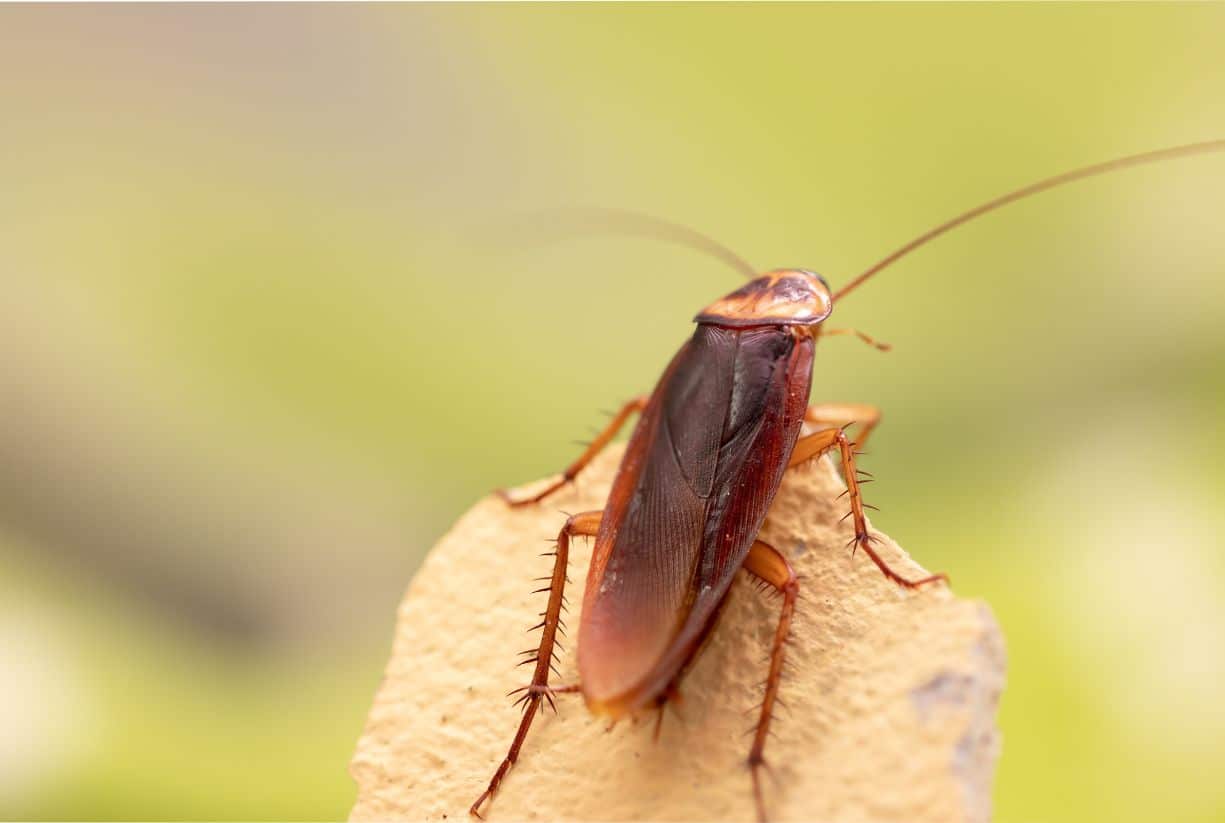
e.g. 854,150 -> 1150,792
2,4 -> 1223,821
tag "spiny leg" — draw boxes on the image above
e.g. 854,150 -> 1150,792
469,511 -> 601,818
803,401 -> 882,450
505,682 -> 581,710
741,539 -> 799,823
788,425 -> 946,589
498,396 -> 646,506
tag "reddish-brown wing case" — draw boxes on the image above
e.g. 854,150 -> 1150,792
577,323 -> 814,716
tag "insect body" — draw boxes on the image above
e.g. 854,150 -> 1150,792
469,139 -> 1225,822
577,270 -> 932,721
473,270 -> 938,822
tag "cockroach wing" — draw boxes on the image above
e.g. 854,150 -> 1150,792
578,324 -> 813,716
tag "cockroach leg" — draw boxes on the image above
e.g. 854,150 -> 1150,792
496,396 -> 647,506
652,704 -> 665,741
649,680 -> 683,741
802,401 -> 882,450
470,511 -> 602,819
788,426 -> 946,589
741,539 -> 799,823
506,682 -> 581,712
786,425 -> 843,469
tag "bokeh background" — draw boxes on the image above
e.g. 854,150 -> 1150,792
2,4 -> 1223,821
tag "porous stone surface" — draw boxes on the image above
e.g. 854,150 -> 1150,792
349,445 -> 1005,822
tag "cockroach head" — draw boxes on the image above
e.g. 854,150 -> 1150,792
695,269 -> 833,329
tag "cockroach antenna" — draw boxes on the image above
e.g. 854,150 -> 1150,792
834,138 -> 1225,301
532,205 -> 758,279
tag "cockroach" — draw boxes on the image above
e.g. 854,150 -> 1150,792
469,139 -> 1224,822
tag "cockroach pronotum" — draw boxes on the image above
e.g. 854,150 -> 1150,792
469,139 -> 1225,822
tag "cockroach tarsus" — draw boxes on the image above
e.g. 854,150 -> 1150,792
469,138 -> 1225,822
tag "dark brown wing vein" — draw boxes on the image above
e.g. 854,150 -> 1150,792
654,327 -> 813,685
578,324 -> 813,714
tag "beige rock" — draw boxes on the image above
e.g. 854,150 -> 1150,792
349,445 -> 1005,823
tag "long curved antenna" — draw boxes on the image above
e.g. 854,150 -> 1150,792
522,206 -> 758,279
834,138 -> 1225,301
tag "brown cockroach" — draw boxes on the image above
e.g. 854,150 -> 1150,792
470,139 -> 1225,822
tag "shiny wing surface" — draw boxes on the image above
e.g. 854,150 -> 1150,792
578,324 -> 813,714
